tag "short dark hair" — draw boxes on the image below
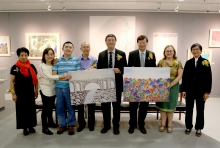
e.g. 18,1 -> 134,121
105,34 -> 117,41
16,47 -> 29,56
137,35 -> 148,43
191,43 -> 202,52
62,41 -> 74,48
42,48 -> 55,64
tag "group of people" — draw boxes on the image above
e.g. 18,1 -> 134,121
9,34 -> 212,138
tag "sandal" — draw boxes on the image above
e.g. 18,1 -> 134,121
167,127 -> 173,133
159,126 -> 165,132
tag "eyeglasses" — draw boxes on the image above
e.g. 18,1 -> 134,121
165,50 -> 173,53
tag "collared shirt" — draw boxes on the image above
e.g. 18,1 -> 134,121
108,49 -> 116,68
78,55 -> 98,70
195,58 -> 198,67
52,55 -> 80,88
139,49 -> 147,63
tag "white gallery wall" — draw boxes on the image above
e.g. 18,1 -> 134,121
0,12 -> 220,96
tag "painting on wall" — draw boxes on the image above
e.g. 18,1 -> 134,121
187,49 -> 212,63
90,16 -> 135,60
123,67 -> 170,102
153,33 -> 178,64
69,69 -> 116,105
209,29 -> 220,47
25,33 -> 60,59
0,36 -> 10,56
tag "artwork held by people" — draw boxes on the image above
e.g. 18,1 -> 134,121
123,67 -> 170,102
69,69 -> 116,105
25,33 -> 60,59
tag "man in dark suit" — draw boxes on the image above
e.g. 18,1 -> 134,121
182,43 -> 212,137
127,35 -> 156,134
97,34 -> 127,135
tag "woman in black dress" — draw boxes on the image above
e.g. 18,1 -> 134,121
9,47 -> 38,136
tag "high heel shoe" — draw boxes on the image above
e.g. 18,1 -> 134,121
167,127 -> 173,133
159,126 -> 165,132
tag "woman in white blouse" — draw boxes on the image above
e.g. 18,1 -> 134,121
39,48 -> 70,135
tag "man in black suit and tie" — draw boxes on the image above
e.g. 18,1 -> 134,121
97,34 -> 127,135
182,43 -> 212,137
127,35 -> 156,134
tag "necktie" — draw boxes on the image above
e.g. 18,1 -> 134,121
141,52 -> 145,67
109,52 -> 112,68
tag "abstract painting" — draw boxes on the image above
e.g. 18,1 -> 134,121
25,33 -> 60,59
209,29 -> 220,47
0,36 -> 10,56
69,69 -> 116,105
123,67 -> 170,102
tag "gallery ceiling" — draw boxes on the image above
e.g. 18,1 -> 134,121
0,0 -> 220,13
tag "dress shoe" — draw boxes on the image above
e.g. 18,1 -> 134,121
68,126 -> 75,135
23,129 -> 29,136
42,129 -> 53,135
101,128 -> 110,134
48,123 -> 59,128
77,126 -> 85,132
28,127 -> 36,133
57,126 -> 67,135
185,129 -> 191,135
196,129 -> 202,137
139,128 -> 147,134
113,128 -> 120,135
89,127 -> 94,131
128,127 -> 134,134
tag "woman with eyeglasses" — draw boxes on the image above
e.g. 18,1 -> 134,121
156,45 -> 183,133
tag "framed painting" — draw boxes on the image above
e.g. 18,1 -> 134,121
0,36 -> 11,56
209,29 -> 220,47
25,33 -> 60,59
187,49 -> 212,63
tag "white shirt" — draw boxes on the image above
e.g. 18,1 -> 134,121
38,63 -> 59,96
195,58 -> 198,67
108,49 -> 115,68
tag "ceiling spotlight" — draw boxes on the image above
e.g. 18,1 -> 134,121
157,2 -> 161,11
175,4 -> 179,12
219,10 -> 220,13
63,7 -> 66,11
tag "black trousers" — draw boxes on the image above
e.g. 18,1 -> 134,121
129,102 -> 149,129
101,91 -> 122,129
77,104 -> 95,128
185,95 -> 205,130
40,91 -> 56,129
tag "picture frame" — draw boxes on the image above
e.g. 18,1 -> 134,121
25,33 -> 60,59
0,36 -> 11,56
187,49 -> 212,63
209,29 -> 220,47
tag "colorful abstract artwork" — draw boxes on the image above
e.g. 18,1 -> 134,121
69,69 -> 116,105
209,29 -> 220,47
25,33 -> 60,59
0,36 -> 10,56
123,67 -> 170,102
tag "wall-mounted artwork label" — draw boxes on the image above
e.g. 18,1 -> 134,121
25,33 -> 60,59
69,69 -> 116,105
0,36 -> 11,56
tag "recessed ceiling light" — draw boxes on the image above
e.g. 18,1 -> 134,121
179,0 -> 184,1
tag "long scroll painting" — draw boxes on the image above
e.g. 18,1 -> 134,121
69,69 -> 116,105
123,67 -> 170,102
